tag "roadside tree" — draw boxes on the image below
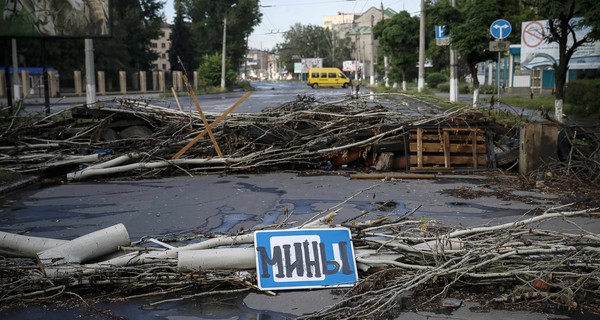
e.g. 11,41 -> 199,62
373,11 -> 419,90
187,0 -> 261,74
429,0 -> 522,105
170,0 -> 196,71
522,0 -> 600,123
277,23 -> 354,72
197,53 -> 236,87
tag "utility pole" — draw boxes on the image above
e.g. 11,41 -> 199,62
220,4 -> 237,90
381,1 -> 389,88
417,0 -> 426,92
11,38 -> 21,102
220,15 -> 227,91
449,0 -> 458,102
369,15 -> 375,86
85,39 -> 96,104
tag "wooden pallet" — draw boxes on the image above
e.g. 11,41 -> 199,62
408,127 -> 489,170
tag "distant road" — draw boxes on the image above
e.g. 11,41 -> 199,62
15,81 -> 356,114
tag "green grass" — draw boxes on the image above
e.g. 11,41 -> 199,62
500,96 -> 559,113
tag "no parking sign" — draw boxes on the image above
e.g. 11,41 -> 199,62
522,21 -> 545,48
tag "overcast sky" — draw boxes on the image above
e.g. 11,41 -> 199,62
163,0 -> 421,50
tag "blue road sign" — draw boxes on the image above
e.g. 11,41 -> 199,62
490,19 -> 512,40
254,228 -> 358,290
435,25 -> 448,39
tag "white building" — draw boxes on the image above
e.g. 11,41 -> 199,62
324,7 -> 396,83
150,23 -> 172,71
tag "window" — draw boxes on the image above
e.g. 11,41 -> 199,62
311,72 -> 319,78
338,73 -> 347,79
161,43 -> 166,49
151,43 -> 157,48
320,72 -> 327,78
328,73 -> 336,78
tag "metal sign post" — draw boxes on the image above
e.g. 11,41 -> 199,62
489,19 -> 512,105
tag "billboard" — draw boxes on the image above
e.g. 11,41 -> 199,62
1,0 -> 111,38
300,58 -> 323,73
520,19 -> 600,70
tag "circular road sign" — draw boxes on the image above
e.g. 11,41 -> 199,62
490,19 -> 512,40
522,21 -> 545,48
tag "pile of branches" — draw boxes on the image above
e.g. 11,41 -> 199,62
520,121 -> 600,207
304,205 -> 600,319
1,205 -> 599,318
0,96 -> 487,181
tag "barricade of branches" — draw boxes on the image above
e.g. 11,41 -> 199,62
520,122 -> 600,207
1,205 -> 599,317
0,96 -> 486,181
301,206 -> 600,319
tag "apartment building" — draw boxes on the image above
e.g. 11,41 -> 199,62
325,7 -> 396,83
150,23 -> 172,71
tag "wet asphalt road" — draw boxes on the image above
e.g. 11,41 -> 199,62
17,81 -> 362,114
1,82 -> 599,319
2,173 -> 599,320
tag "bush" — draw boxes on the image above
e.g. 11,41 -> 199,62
565,79 -> 600,116
459,84 -> 471,94
426,72 -> 448,89
479,85 -> 497,94
197,53 -> 237,88
236,80 -> 253,90
435,82 -> 471,94
437,82 -> 450,92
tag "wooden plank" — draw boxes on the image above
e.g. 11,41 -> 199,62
417,128 -> 423,168
375,152 -> 394,171
171,91 -> 253,160
443,131 -> 450,168
350,173 -> 437,180
409,143 -> 486,153
410,155 -> 488,166
410,133 -> 486,142
471,132 -> 478,169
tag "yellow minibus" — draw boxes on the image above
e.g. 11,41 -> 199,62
307,68 -> 351,89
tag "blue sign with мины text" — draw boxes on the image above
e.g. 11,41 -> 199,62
254,228 -> 358,290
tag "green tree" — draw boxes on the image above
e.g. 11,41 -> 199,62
197,53 -> 236,87
373,11 -> 419,90
522,0 -> 600,122
429,0 -> 523,104
96,0 -> 164,71
169,0 -> 195,71
187,0 -> 261,73
278,23 -> 354,70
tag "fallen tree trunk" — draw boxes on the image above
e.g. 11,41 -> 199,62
178,247 -> 255,271
0,231 -> 68,258
36,224 -> 130,271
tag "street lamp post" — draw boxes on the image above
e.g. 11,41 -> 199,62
221,3 -> 237,91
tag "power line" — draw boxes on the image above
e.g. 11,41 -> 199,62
260,0 -> 364,8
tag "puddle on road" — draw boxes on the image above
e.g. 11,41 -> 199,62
0,292 -> 296,320
234,182 -> 286,195
0,180 -> 549,319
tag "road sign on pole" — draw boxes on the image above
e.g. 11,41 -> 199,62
435,25 -> 448,39
435,25 -> 450,46
489,40 -> 510,52
490,19 -> 512,40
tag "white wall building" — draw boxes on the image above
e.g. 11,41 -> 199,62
150,23 -> 172,71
